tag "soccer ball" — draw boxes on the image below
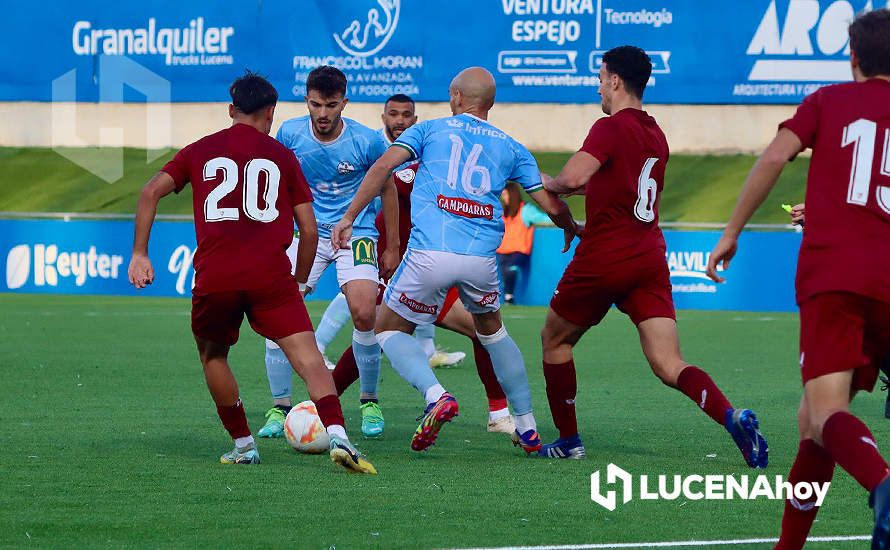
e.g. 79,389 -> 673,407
284,400 -> 330,454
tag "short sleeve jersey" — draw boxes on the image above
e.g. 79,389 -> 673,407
161,123 -> 313,292
573,108 -> 669,272
780,79 -> 890,304
393,113 -> 542,257
276,116 -> 388,239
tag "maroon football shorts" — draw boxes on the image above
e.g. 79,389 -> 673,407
435,287 -> 461,324
799,292 -> 890,392
191,276 -> 313,346
550,251 -> 675,327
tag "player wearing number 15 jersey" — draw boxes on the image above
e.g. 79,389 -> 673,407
127,72 -> 375,474
539,46 -> 768,467
708,10 -> 890,549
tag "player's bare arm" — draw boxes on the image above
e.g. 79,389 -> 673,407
545,150 -> 601,195
293,202 -> 318,292
379,180 -> 400,279
528,187 -> 580,252
706,128 -> 802,282
331,145 -> 411,250
128,171 -> 177,289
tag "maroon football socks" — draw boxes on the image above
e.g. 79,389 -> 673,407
822,411 -> 889,492
676,365 -> 733,425
315,394 -> 346,429
472,337 -> 508,411
775,439 -> 835,549
216,398 -> 251,439
332,347 -> 360,396
543,359 -> 578,438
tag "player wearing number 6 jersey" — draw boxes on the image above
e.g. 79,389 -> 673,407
539,46 -> 768,467
708,10 -> 890,549
127,72 -> 375,474
332,67 -> 578,453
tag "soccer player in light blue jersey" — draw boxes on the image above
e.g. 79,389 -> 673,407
332,67 -> 579,453
258,66 -> 400,440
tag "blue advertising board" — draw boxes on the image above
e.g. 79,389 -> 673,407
2,1 -> 885,105
1,219 -> 801,312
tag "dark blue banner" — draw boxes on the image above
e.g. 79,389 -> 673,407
2,0 -> 881,104
1,219 -> 801,312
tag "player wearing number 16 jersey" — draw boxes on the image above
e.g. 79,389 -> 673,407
708,10 -> 890,549
126,72 -> 375,474
539,46 -> 768,467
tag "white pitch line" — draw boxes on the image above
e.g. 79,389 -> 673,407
455,534 -> 870,550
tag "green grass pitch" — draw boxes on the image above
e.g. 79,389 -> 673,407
0,294 -> 880,549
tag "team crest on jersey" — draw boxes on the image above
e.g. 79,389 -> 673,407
395,167 -> 415,183
399,293 -> 438,315
337,161 -> 356,175
436,195 -> 494,220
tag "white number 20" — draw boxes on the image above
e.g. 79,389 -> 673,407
841,119 -> 890,214
203,157 -> 281,223
634,157 -> 659,223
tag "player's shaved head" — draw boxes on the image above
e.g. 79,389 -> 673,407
449,67 -> 496,115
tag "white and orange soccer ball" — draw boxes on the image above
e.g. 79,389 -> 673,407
284,400 -> 330,454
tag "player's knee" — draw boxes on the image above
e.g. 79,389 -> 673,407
797,401 -> 814,440
351,310 -> 375,331
651,359 -> 685,386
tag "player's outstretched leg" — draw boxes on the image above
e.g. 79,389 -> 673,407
775,397 -> 835,550
417,323 -> 466,368
316,292 -> 351,369
258,341 -> 293,438
332,346 -> 360,396
435,298 -> 513,432
344,281 -> 385,438
474,311 -> 541,454
276,332 -> 376,474
196,338 -> 260,465
539,309 -> 588,459
638,317 -> 768,468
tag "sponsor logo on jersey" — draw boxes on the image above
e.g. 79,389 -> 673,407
337,161 -> 356,175
437,195 -> 494,220
5,244 -> 124,289
395,167 -> 415,183
333,0 -> 401,58
399,293 -> 438,315
475,291 -> 500,307
71,18 -> 235,66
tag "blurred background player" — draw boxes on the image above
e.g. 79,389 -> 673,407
497,181 -> 553,304
258,66 -> 399,440
539,46 -> 768,466
127,71 -> 375,473
312,94 -> 467,370
709,11 -> 890,546
331,67 -> 577,453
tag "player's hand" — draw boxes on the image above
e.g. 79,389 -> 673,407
561,220 -> 582,253
128,254 -> 154,289
380,247 -> 399,280
790,203 -> 805,226
330,220 -> 353,251
706,236 -> 737,283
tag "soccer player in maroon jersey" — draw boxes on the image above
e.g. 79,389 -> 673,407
126,71 -> 375,474
708,10 -> 890,548
537,45 -> 768,467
